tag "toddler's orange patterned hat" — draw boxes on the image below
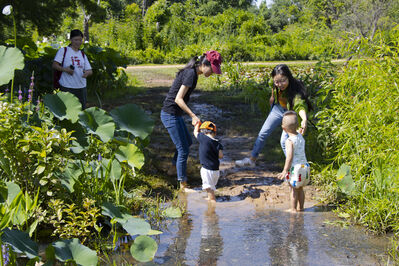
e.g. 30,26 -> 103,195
200,121 -> 217,132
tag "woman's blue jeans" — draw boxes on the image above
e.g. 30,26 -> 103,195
251,104 -> 288,158
161,110 -> 192,182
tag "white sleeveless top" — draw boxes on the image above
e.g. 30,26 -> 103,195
288,133 -> 307,166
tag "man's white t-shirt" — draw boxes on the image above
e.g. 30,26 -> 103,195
54,47 -> 92,89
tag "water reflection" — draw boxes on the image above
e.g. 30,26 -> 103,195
267,212 -> 309,265
151,193 -> 388,265
198,203 -> 223,266
159,192 -> 193,265
284,213 -> 308,265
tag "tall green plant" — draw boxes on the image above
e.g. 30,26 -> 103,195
315,28 -> 399,234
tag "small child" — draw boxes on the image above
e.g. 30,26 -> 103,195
279,111 -> 310,213
194,121 -> 224,203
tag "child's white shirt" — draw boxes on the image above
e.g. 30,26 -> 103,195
288,133 -> 307,166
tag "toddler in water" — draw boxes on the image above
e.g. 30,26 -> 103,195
279,111 -> 310,212
194,121 -> 224,202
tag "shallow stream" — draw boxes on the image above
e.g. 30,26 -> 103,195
143,191 -> 390,265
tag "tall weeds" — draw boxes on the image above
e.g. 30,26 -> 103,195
315,27 -> 399,235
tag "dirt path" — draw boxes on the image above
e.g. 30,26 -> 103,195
121,67 -> 322,210
126,59 -> 346,70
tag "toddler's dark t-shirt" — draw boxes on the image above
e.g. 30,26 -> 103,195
197,133 -> 223,171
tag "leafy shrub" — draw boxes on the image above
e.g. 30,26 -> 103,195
315,30 -> 399,233
45,198 -> 101,245
143,48 -> 165,64
0,98 -> 74,197
0,45 -> 161,264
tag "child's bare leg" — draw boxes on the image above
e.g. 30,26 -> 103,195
298,187 -> 305,211
206,188 -> 216,202
289,186 -> 298,212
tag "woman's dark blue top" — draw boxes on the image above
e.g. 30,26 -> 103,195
162,68 -> 198,116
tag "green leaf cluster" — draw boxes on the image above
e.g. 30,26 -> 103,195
315,27 -> 399,234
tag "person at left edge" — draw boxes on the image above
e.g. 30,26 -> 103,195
52,29 -> 92,109
160,50 -> 222,191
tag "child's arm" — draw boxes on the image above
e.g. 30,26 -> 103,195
279,139 -> 294,180
219,150 -> 223,159
193,121 -> 201,138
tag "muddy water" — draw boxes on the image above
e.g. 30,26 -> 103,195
150,192 -> 389,265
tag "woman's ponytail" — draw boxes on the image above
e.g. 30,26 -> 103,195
177,53 -> 210,75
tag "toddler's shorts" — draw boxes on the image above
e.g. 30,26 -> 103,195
286,163 -> 310,188
201,167 -> 220,191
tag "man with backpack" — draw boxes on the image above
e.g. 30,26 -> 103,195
52,29 -> 92,109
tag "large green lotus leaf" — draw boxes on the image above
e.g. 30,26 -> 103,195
59,119 -> 89,151
43,92 -> 82,123
121,218 -> 151,236
79,107 -> 115,143
337,164 -> 351,180
1,228 -> 38,259
130,235 -> 158,262
110,104 -> 154,140
101,201 -> 124,220
58,160 -> 83,193
101,158 -> 122,181
162,206 -> 182,218
115,143 -> 144,170
6,181 -> 21,205
52,238 -> 98,266
337,164 -> 355,195
0,46 -> 24,86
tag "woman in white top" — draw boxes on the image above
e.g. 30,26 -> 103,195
52,29 -> 92,109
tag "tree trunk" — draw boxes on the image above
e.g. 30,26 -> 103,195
84,14 -> 90,42
142,0 -> 147,17
81,5 -> 91,42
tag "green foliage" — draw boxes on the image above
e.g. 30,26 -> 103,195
43,91 -> 82,123
130,235 -> 158,262
1,228 -> 38,259
315,28 -> 399,234
0,182 -> 39,233
0,1 -> 104,38
162,206 -> 182,218
101,201 -> 161,262
83,44 -> 130,98
79,107 -> 116,143
336,164 -> 355,195
388,238 -> 399,264
84,2 -> 342,64
0,46 -> 24,86
0,45 -> 160,265
49,238 -> 98,265
0,97 -> 75,198
110,104 -> 155,140
45,198 -> 101,245
115,143 -> 145,170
